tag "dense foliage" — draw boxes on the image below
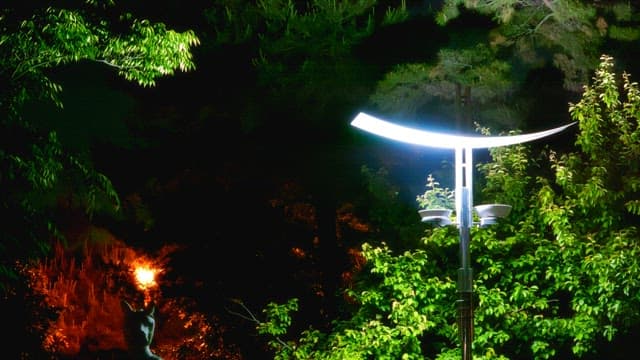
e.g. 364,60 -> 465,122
254,55 -> 640,359
371,0 -> 640,131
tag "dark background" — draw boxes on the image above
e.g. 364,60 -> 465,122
18,2 -> 607,358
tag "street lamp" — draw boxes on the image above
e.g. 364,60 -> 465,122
350,112 -> 575,360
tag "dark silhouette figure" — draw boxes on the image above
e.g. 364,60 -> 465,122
121,300 -> 162,360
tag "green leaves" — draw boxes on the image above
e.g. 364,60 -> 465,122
259,299 -> 299,337
416,174 -> 454,210
435,1 -> 640,94
102,19 -> 199,87
257,242 -> 458,359
2,2 -> 200,111
1,0 -> 200,215
370,43 -> 514,125
476,54 -> 640,358
260,54 -> 640,359
0,1 -> 199,293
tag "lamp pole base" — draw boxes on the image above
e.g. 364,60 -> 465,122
457,290 -> 473,360
457,267 -> 473,360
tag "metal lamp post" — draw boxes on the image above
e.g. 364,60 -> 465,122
350,112 -> 575,360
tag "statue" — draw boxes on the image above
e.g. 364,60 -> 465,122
121,300 -> 162,360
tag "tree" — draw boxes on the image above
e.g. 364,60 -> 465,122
204,0 -> 415,326
368,1 -> 640,133
205,0 -> 410,130
469,53 -> 640,359
437,0 -> 640,92
0,0 -> 199,292
251,54 -> 640,359
370,41 -> 514,130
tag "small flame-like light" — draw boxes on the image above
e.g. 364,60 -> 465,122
130,258 -> 163,306
134,266 -> 157,290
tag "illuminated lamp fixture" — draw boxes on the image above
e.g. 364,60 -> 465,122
418,208 -> 453,226
351,111 -> 575,360
474,203 -> 512,227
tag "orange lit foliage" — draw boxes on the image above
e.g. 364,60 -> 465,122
336,202 -> 370,304
22,231 -> 241,359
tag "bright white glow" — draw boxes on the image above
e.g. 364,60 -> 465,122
351,112 -> 576,149
134,266 -> 157,290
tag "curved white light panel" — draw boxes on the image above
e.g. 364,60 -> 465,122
351,112 -> 576,149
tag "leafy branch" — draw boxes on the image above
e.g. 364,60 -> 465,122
227,298 -> 297,352
416,174 -> 454,210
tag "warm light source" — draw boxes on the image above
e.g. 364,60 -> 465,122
134,266 -> 158,290
131,259 -> 162,307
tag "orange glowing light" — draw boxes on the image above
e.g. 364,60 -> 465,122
134,266 -> 157,290
131,256 -> 162,293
